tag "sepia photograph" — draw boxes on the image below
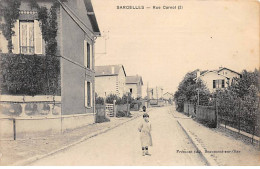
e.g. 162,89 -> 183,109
0,0 -> 259,166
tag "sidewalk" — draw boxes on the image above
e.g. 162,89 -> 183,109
0,109 -> 150,166
173,110 -> 260,166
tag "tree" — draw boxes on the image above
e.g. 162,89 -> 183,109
174,70 -> 210,112
230,69 -> 259,98
95,93 -> 104,105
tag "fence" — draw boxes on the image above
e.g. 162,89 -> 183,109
196,105 -> 217,128
105,104 -> 114,117
183,103 -> 196,117
217,97 -> 260,138
182,100 -> 259,145
95,104 -> 110,123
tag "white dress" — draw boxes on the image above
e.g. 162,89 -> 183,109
138,120 -> 152,147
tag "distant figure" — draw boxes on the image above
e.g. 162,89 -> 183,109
142,106 -> 146,112
138,113 -> 152,156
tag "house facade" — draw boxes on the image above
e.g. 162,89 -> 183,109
196,67 -> 241,93
163,92 -> 174,100
125,75 -> 143,98
147,86 -> 163,100
0,0 -> 101,138
95,65 -> 126,98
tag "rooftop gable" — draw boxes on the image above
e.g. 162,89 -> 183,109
95,65 -> 126,77
126,75 -> 143,85
218,67 -> 242,76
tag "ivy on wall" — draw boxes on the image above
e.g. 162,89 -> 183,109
0,53 -> 61,95
0,0 -> 60,55
0,0 -> 21,53
29,0 -> 60,55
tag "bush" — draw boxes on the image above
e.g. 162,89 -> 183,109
0,53 -> 61,95
116,110 -> 132,118
95,96 -> 104,105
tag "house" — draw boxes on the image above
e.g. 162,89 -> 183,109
147,86 -> 163,99
163,92 -> 174,100
95,65 -> 126,98
195,67 -> 242,93
125,75 -> 143,98
147,87 -> 154,99
0,0 -> 101,137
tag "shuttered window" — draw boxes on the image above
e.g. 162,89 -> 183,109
12,19 -> 42,54
213,79 -> 225,89
83,40 -> 92,69
85,81 -> 92,108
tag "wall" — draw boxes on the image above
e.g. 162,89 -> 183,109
59,1 -> 95,115
199,72 -> 227,93
137,82 -> 142,98
0,114 -> 95,139
0,0 -> 53,54
0,95 -> 95,139
95,76 -> 117,98
117,67 -> 126,97
125,84 -> 138,98
218,69 -> 241,85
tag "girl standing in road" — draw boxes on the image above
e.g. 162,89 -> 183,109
138,113 -> 152,156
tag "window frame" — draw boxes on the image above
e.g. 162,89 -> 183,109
85,81 -> 93,108
84,40 -> 93,70
19,20 -> 35,55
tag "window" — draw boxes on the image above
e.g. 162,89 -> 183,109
130,88 -> 132,93
84,40 -> 92,69
12,19 -> 42,54
85,81 -> 92,108
20,21 -> 34,54
221,80 -> 225,88
213,80 -> 216,88
213,79 -> 225,89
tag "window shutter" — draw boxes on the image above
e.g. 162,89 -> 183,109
84,40 -> 87,67
12,20 -> 20,54
85,80 -> 88,107
90,45 -> 92,69
34,20 -> 42,54
90,82 -> 93,107
213,80 -> 216,88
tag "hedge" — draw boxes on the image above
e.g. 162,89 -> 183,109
0,53 -> 61,95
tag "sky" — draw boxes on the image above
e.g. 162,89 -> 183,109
91,0 -> 259,96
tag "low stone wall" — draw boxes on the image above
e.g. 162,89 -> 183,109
0,95 -> 61,118
0,114 -> 95,140
0,95 -> 94,139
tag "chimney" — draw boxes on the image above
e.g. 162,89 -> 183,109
111,66 -> 115,74
196,69 -> 200,78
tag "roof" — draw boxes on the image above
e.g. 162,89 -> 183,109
195,70 -> 230,80
126,75 -> 143,85
195,67 -> 241,80
95,65 -> 126,77
218,67 -> 242,76
84,0 -> 101,36
163,92 -> 174,96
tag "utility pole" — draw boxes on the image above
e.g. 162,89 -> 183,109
197,89 -> 200,106
156,86 -> 158,105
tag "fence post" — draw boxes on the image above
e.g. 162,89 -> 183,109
13,119 -> 16,140
238,100 -> 241,133
215,97 -> 218,128
187,103 -> 189,117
